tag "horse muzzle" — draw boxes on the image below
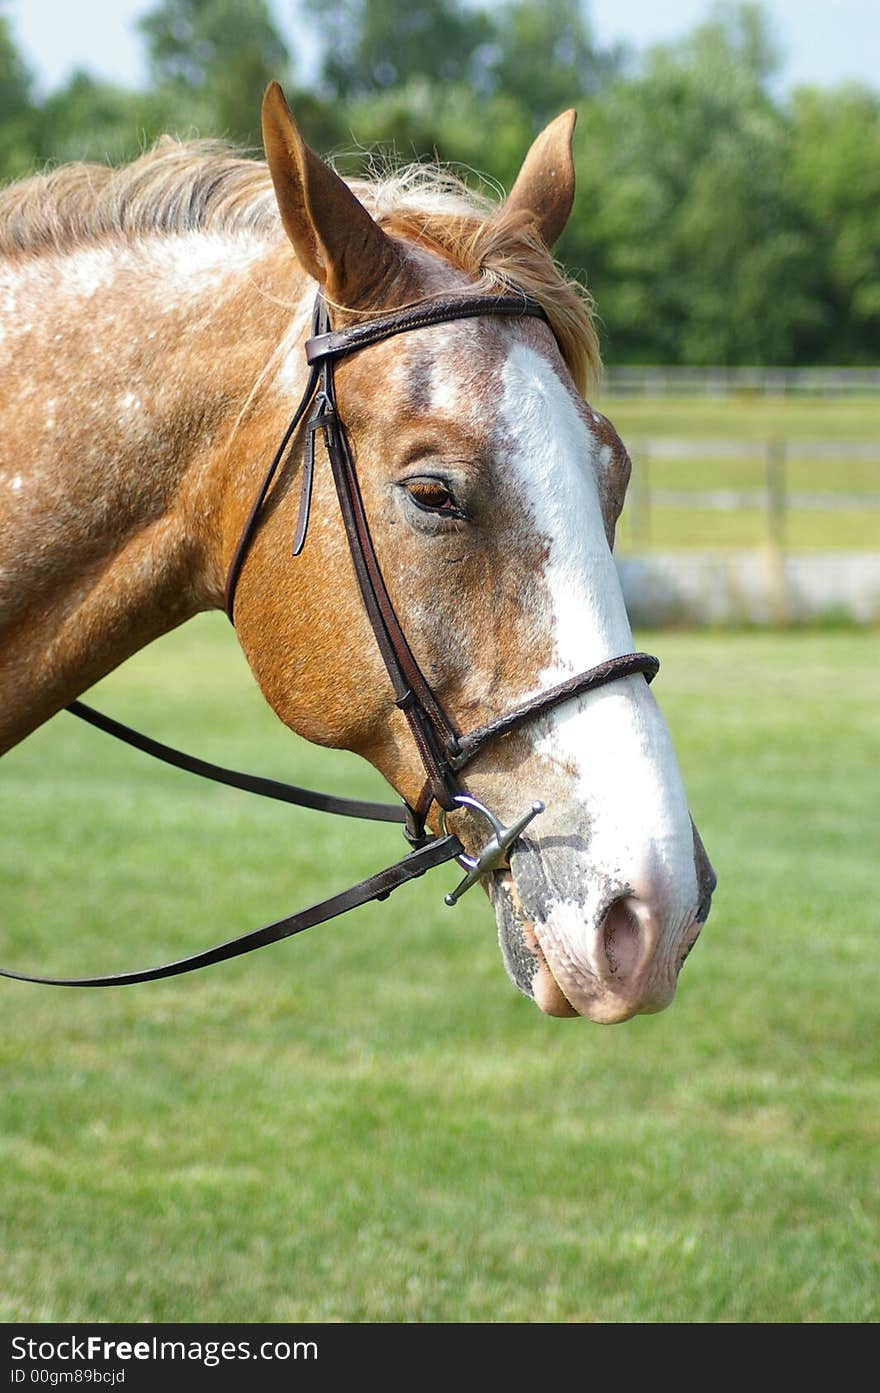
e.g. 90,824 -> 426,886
489,824 -> 716,1022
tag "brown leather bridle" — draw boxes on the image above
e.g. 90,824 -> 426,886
226,291 -> 658,832
2,290 -> 658,988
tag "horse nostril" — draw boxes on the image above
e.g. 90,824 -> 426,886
600,896 -> 643,979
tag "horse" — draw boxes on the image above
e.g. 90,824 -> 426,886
0,82 -> 715,1022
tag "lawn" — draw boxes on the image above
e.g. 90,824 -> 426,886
1,615 -> 878,1323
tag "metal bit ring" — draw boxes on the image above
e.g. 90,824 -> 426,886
439,794 -> 544,906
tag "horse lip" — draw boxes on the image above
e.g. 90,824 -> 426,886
491,869 -> 579,1017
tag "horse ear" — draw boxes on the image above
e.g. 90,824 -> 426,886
505,110 -> 577,249
261,81 -> 401,305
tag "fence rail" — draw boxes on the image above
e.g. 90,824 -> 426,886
610,424 -> 879,624
622,436 -> 880,551
601,366 -> 880,397
634,437 -> 880,461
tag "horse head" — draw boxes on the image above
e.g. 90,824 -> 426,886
227,85 -> 716,1023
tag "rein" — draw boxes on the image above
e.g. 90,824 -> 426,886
2,290 -> 658,988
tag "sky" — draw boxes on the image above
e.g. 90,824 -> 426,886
5,0 -> 880,97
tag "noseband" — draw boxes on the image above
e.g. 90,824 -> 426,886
2,290 -> 658,988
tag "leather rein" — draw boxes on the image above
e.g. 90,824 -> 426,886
2,290 -> 658,988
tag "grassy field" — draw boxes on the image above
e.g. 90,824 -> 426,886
594,392 -> 880,551
1,615 -> 878,1323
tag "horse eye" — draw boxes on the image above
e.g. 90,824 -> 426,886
403,477 -> 464,517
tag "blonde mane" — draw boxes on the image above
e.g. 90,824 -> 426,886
0,138 -> 600,392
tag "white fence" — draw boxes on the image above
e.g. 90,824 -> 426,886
602,366 -> 880,398
615,436 -> 879,624
623,436 -> 879,551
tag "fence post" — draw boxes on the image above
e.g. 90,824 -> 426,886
766,437 -> 787,550
631,442 -> 651,548
765,437 -> 790,621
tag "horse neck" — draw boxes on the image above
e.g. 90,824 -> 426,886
0,233 -> 306,751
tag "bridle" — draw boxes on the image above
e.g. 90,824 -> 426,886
2,289 -> 658,988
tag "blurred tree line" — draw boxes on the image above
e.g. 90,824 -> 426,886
1,0 -> 878,366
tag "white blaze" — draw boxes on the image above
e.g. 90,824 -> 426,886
499,345 -> 697,920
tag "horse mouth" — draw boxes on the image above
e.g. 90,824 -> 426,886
490,863 -> 701,1023
491,869 -> 580,1017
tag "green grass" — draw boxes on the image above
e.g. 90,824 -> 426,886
617,504 -> 879,551
594,393 -> 880,552
2,616 -> 878,1322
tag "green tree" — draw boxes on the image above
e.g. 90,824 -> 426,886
138,0 -> 292,145
565,4 -> 822,364
304,0 -> 622,136
34,72 -> 177,169
484,0 -> 622,126
331,76 -> 533,192
787,84 -> 880,362
303,0 -> 494,99
0,10 -> 38,181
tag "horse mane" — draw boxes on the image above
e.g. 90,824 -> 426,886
0,138 -> 600,392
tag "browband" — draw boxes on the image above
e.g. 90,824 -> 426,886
305,293 -> 547,364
